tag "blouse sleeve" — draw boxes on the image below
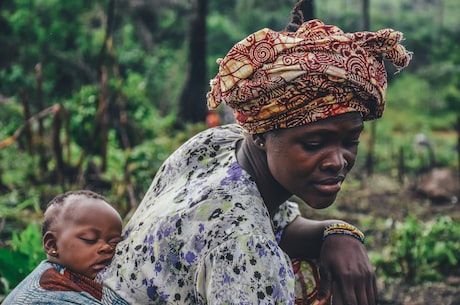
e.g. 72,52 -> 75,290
195,235 -> 295,304
272,201 -> 301,244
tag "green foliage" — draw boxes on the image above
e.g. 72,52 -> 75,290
235,0 -> 292,32
0,223 -> 45,295
121,122 -> 207,195
352,72 -> 458,174
0,1 -> 98,99
372,216 -> 460,283
1,0 -> 460,293
387,74 -> 432,115
63,85 -> 100,152
0,190 -> 41,220
0,101 -> 24,138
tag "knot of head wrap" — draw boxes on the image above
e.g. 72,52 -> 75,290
207,19 -> 412,134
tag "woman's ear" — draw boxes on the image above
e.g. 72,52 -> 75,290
252,134 -> 266,149
43,232 -> 58,257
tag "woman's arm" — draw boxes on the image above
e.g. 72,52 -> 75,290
279,216 -> 378,305
279,216 -> 347,259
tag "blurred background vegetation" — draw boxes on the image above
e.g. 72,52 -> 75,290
1,0 -> 460,300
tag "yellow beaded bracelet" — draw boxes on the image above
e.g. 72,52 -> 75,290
323,223 -> 365,244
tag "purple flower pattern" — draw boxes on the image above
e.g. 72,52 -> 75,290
102,125 -> 300,304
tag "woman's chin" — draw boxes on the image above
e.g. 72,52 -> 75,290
301,195 -> 337,209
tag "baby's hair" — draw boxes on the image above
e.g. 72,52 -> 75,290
41,190 -> 110,236
285,0 -> 312,32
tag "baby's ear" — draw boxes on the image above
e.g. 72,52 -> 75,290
43,231 -> 58,256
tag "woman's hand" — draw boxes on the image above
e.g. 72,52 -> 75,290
279,216 -> 378,304
316,234 -> 378,305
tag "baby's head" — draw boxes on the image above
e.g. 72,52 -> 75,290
42,190 -> 122,279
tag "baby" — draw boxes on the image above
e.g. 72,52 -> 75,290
3,190 -> 128,304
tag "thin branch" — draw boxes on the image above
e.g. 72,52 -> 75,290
0,104 -> 61,150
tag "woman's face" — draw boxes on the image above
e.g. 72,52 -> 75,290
264,112 -> 364,209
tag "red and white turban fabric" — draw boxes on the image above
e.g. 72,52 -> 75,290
207,19 -> 412,134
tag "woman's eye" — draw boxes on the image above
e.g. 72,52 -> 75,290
302,142 -> 322,150
345,140 -> 360,147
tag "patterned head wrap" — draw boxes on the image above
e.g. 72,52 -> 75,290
207,19 -> 412,134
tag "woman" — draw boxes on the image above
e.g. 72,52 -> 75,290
101,5 -> 412,305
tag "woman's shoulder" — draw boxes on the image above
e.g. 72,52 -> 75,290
185,124 -> 246,147
137,124 -> 247,211
161,124 -> 245,169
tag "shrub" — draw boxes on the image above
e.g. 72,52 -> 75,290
0,223 -> 45,295
372,215 -> 460,283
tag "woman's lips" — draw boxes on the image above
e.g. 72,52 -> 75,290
313,177 -> 343,194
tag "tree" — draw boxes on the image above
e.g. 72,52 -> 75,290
361,0 -> 370,30
178,0 -> 208,124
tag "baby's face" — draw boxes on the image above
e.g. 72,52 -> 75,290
51,196 -> 122,279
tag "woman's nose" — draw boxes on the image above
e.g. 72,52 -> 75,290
320,148 -> 348,171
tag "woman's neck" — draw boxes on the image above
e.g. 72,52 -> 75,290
236,137 -> 291,216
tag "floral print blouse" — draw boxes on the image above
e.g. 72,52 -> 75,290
102,124 -> 301,304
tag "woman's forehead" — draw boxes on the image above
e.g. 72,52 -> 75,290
273,112 -> 364,136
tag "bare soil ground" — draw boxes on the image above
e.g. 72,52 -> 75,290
299,173 -> 460,305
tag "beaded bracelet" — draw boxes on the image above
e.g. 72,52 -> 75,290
323,223 -> 365,244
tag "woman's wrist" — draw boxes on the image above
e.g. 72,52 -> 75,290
322,223 -> 365,244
